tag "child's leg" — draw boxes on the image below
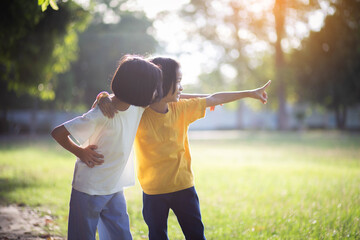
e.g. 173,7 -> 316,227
170,187 -> 206,240
68,188 -> 102,240
97,191 -> 132,240
142,192 -> 171,240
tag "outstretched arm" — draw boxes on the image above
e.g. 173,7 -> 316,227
180,93 -> 209,99
51,125 -> 104,168
206,80 -> 271,107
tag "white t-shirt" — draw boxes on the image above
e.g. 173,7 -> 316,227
64,105 -> 145,195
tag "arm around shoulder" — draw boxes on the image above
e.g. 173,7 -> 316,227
92,91 -> 117,119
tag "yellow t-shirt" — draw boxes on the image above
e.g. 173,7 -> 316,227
134,98 -> 207,195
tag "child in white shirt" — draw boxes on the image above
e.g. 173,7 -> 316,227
51,55 -> 163,240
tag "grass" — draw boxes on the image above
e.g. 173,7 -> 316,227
0,131 -> 359,239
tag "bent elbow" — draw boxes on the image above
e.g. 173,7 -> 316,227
50,125 -> 65,141
50,127 -> 58,140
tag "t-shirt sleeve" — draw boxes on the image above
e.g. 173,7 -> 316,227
63,107 -> 105,145
180,98 -> 207,124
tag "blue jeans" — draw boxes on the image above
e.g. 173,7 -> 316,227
68,188 -> 132,240
143,187 -> 206,240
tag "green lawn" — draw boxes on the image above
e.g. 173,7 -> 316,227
0,131 -> 359,239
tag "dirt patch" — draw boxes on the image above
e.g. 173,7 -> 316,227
0,204 -> 64,240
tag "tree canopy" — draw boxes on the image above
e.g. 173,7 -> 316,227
179,0 -> 321,129
292,0 -> 360,128
52,9 -> 159,110
0,0 -> 90,100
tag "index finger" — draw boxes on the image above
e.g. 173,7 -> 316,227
263,80 -> 271,89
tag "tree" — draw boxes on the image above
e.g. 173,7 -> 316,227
0,0 -> 89,98
0,0 -> 90,133
53,7 -> 159,110
292,0 -> 360,129
180,0 -> 321,129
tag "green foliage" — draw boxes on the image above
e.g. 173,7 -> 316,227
0,0 -> 90,101
0,132 -> 359,239
291,0 -> 360,127
38,0 -> 59,12
179,0 -> 320,86
180,0 -> 322,129
198,69 -> 228,93
180,0 -> 264,88
0,0 -> 157,114
53,11 -> 158,110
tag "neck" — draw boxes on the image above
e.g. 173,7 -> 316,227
150,99 -> 169,114
111,96 -> 130,111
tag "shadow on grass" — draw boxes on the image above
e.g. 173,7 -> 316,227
0,177 -> 37,204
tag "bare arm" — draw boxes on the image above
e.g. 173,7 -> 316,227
51,125 -> 104,168
180,93 -> 209,99
206,80 -> 271,107
91,91 -> 118,118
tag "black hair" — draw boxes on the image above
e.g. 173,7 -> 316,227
111,55 -> 163,106
149,57 -> 180,97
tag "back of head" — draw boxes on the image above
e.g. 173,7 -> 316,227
111,55 -> 163,107
149,57 -> 180,97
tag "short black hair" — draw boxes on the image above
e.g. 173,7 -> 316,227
149,57 -> 180,97
111,55 -> 163,106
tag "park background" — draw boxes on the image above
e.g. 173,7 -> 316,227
0,0 -> 359,239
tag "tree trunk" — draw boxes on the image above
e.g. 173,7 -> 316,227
30,98 -> 38,136
274,0 -> 288,130
0,106 -> 8,134
335,105 -> 347,129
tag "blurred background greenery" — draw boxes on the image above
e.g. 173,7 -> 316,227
1,0 -> 359,134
